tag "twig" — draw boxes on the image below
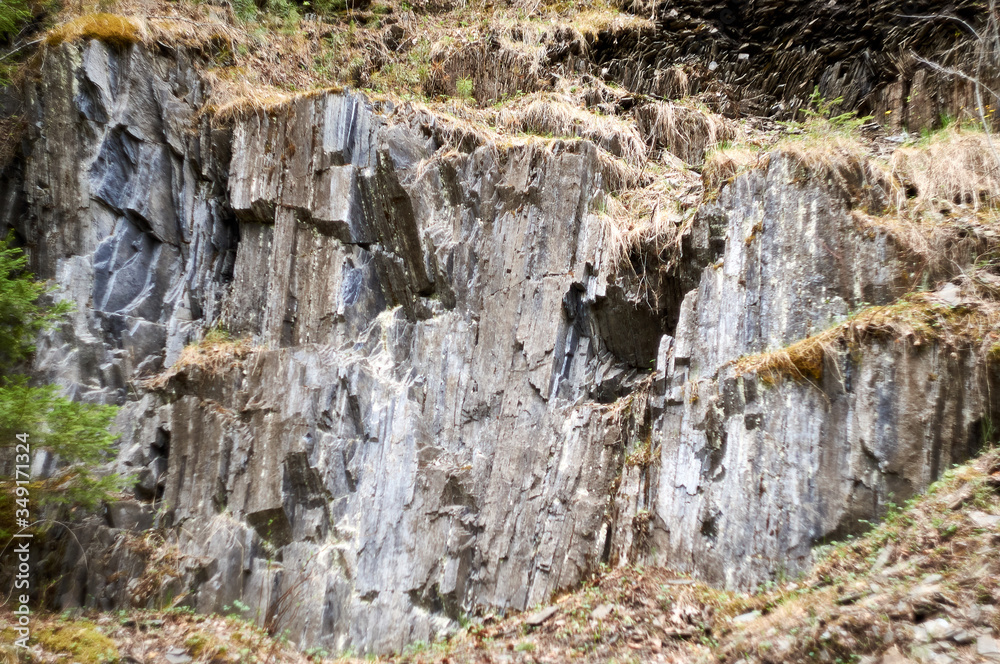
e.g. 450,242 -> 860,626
147,15 -> 217,27
895,13 -> 982,40
0,38 -> 43,63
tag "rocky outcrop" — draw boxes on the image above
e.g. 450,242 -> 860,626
5,17 -> 999,658
16,39 -> 237,402
643,154 -> 999,588
17,38 -> 664,654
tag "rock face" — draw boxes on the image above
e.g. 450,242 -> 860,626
646,157 -> 996,587
4,32 -> 998,657
15,39 -> 660,654
15,40 -> 236,399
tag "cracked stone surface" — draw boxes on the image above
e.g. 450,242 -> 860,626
5,37 -> 998,655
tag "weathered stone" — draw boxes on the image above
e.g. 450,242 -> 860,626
7,26 -> 999,658
591,604 -> 614,620
106,501 -> 154,531
978,635 -> 1000,658
164,647 -> 193,664
644,153 -> 994,589
969,511 -> 1000,529
923,618 -> 957,641
526,606 -> 559,626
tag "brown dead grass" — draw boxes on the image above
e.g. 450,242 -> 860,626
732,285 -> 1000,384
144,331 -> 254,389
44,13 -> 144,48
633,101 -> 737,166
5,607 -> 324,664
892,126 -> 1000,211
599,159 -> 701,269
498,92 -> 648,165
702,146 -> 771,199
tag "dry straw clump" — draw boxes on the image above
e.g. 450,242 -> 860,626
733,287 -> 1000,384
632,101 -> 736,165
702,145 -> 770,199
45,13 -> 144,49
599,159 -> 701,269
891,126 -> 1000,211
145,330 -> 254,389
498,92 -> 648,166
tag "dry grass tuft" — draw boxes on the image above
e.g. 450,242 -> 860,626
145,330 -> 254,389
733,287 -> 1000,384
599,159 -> 701,269
424,37 -> 545,104
498,92 -> 648,165
570,8 -> 654,39
45,13 -> 143,49
632,101 -> 737,165
891,126 -> 1000,211
200,70 -> 325,124
702,145 -> 770,199
854,207 -> 1000,282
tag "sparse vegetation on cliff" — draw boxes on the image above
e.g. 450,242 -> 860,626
144,329 -> 255,389
732,282 -> 1000,385
4,0 -> 1000,659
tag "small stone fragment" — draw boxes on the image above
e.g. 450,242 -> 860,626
978,635 -> 1000,658
923,618 -> 956,641
526,606 -> 559,626
932,282 -> 962,306
969,511 -> 1000,529
836,591 -> 864,605
164,647 -> 193,664
909,624 -> 930,643
880,644 -> 913,664
871,547 -> 892,572
732,610 -> 761,625
591,604 -> 614,621
946,485 -> 974,510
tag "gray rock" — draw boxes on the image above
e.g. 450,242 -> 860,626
978,635 -> 1000,658
871,547 -> 892,572
923,618 -> 957,641
12,34 -> 1000,658
909,625 -> 930,644
591,604 -> 614,621
647,154 -> 990,588
732,611 -> 761,625
880,645 -> 914,664
969,511 -> 1000,529
164,647 -> 193,664
106,501 -> 153,531
526,606 -> 559,626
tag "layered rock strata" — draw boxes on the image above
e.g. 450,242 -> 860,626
3,32 -> 997,655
